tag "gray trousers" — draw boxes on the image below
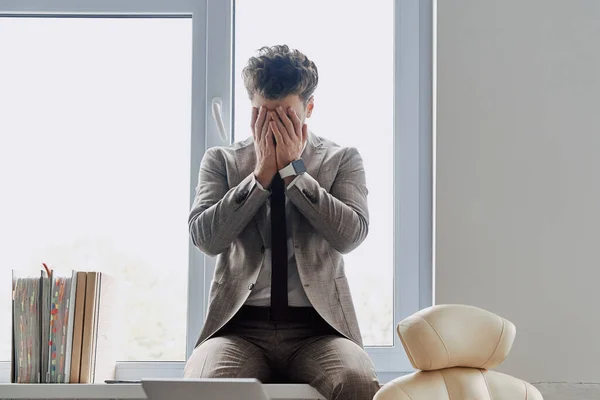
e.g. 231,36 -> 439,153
183,309 -> 380,400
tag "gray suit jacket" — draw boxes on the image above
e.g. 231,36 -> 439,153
189,132 -> 369,348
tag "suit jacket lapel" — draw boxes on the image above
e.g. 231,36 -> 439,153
291,131 -> 326,244
234,139 -> 268,246
302,131 -> 326,178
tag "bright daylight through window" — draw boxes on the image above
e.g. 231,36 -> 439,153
234,0 -> 394,345
0,17 -> 193,362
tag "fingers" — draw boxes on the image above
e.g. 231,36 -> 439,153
251,107 -> 258,132
265,127 -> 275,151
289,108 -> 302,138
272,113 -> 288,142
260,109 -> 270,143
256,107 -> 304,148
270,117 -> 285,146
302,123 -> 308,143
255,106 -> 267,141
276,106 -> 296,139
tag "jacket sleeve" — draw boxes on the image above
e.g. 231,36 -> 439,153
188,147 -> 270,256
285,147 -> 369,254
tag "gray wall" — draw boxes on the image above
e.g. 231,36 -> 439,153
436,0 -> 600,384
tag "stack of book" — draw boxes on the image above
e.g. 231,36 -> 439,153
11,267 -> 120,383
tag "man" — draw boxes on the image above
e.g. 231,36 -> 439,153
184,45 -> 380,400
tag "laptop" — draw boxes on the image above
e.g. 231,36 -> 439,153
141,378 -> 270,400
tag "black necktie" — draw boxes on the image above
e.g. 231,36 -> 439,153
270,173 -> 288,320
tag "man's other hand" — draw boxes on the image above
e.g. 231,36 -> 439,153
270,107 -> 308,170
252,106 -> 278,188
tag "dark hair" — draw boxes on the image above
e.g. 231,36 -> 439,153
242,45 -> 318,105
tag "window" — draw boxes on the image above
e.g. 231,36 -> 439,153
0,16 -> 193,362
0,0 -> 207,381
234,0 -> 394,346
0,0 -> 431,382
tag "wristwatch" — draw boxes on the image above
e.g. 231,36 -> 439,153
279,159 -> 307,179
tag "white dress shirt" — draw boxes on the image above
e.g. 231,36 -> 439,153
245,166 -> 311,308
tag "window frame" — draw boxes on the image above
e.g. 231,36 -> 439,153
356,0 -> 433,381
0,0 -> 209,383
0,0 -> 433,383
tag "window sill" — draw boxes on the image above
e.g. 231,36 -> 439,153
114,361 -> 410,385
0,383 -> 326,400
0,383 -> 146,399
0,383 -> 324,400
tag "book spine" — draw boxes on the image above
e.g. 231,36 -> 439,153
63,270 -> 78,383
38,271 -> 43,383
69,271 -> 87,383
79,272 -> 98,384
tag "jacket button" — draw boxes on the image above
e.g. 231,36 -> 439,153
248,283 -> 255,290
260,246 -> 265,253
302,189 -> 317,203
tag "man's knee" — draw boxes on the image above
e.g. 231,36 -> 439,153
183,338 -> 222,378
330,367 -> 380,400
183,336 -> 270,380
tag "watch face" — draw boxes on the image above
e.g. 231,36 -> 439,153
292,159 -> 307,174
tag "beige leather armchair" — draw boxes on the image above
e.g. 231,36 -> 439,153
375,304 -> 543,400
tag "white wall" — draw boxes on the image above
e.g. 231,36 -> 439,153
435,0 -> 600,385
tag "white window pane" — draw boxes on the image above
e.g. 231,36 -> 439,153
0,17 -> 193,361
234,0 -> 394,346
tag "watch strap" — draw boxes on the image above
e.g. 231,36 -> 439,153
278,162 -> 297,179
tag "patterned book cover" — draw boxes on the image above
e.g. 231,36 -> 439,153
11,267 -> 108,384
47,271 -> 75,383
12,272 -> 41,383
40,268 -> 52,382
